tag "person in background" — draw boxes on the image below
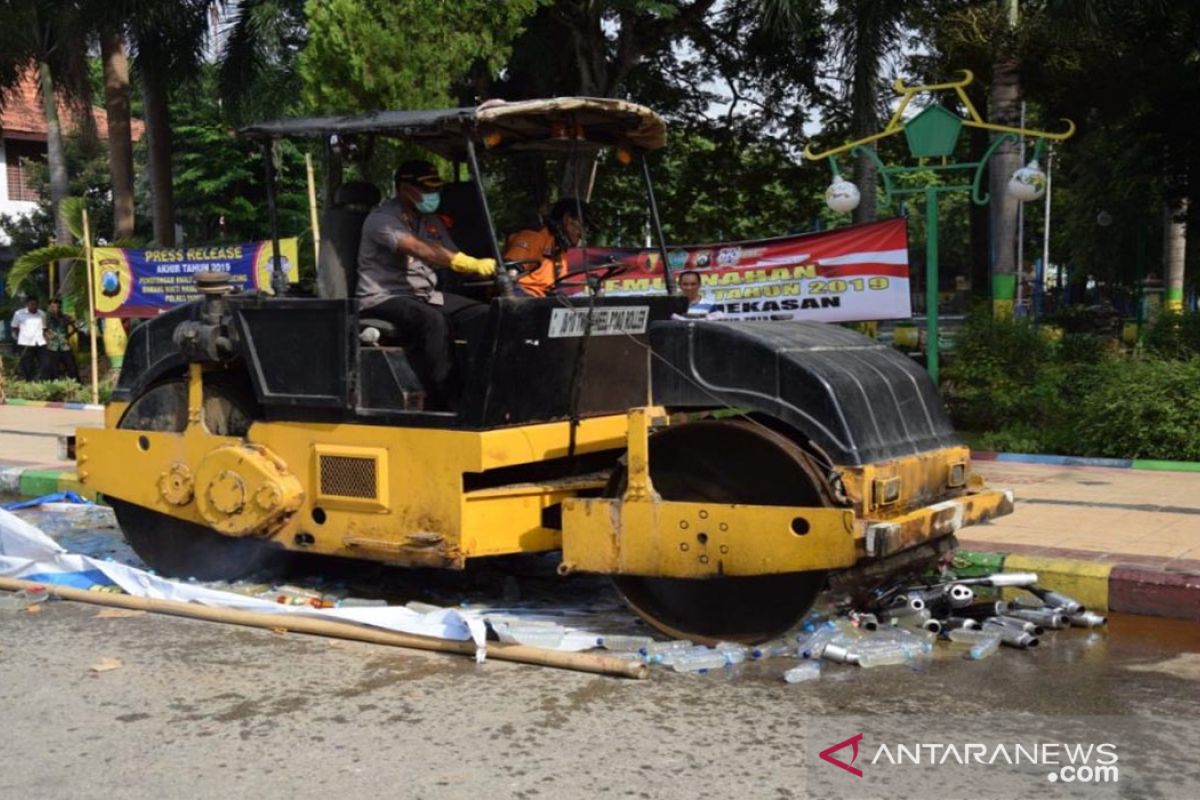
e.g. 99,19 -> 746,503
356,159 -> 496,409
674,270 -> 721,319
10,296 -> 47,380
40,299 -> 80,381
504,198 -> 599,297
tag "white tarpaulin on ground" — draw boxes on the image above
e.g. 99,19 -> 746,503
0,508 -> 490,654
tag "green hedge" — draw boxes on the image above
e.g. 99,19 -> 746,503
4,378 -> 112,404
944,310 -> 1200,461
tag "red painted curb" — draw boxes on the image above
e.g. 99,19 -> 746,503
1108,565 -> 1200,622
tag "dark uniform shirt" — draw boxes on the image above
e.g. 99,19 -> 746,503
357,198 -> 455,308
44,313 -> 75,352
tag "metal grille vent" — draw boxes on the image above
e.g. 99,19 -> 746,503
319,455 -> 377,499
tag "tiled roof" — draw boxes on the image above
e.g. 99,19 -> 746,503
1,70 -> 145,142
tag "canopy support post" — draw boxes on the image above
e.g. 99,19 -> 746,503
641,153 -> 674,294
464,135 -> 513,296
263,142 -> 287,296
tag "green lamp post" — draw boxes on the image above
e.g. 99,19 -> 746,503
804,71 -> 1074,383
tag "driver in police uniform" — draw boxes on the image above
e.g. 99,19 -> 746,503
357,160 -> 496,408
503,198 -> 599,297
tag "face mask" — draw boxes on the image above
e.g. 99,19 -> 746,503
415,191 -> 441,213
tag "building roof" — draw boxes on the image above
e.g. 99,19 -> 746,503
1,70 -> 144,142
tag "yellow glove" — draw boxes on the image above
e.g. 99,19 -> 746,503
450,252 -> 497,277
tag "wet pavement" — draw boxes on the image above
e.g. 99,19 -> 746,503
2,506 -> 1200,798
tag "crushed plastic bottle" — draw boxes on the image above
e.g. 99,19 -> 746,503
671,650 -> 729,673
599,634 -> 655,652
502,625 -> 566,649
797,623 -> 839,659
405,600 -> 445,614
967,635 -> 1002,660
0,586 -> 49,611
655,645 -> 711,666
855,644 -> 911,668
947,627 -> 1003,659
713,641 -> 749,664
337,597 -> 388,608
751,639 -> 796,660
783,661 -> 821,683
640,640 -> 694,658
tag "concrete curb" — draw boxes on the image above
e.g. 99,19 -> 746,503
972,450 -> 1200,474
954,548 -> 1200,622
0,463 -> 96,501
1,398 -> 105,411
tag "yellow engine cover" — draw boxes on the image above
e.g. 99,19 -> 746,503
193,444 -> 304,536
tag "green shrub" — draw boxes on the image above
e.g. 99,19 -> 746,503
942,311 -> 1060,433
1145,311 -> 1200,360
1069,358 -> 1200,461
4,378 -> 90,402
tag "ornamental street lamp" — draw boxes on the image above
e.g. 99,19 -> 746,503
803,70 -> 1074,383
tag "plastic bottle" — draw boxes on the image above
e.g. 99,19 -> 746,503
599,635 -> 655,652
856,645 -> 911,668
948,627 -> 995,644
656,645 -> 713,666
713,642 -> 749,664
640,640 -> 694,658
967,635 -> 1002,660
783,662 -> 821,683
337,597 -> 389,608
404,601 -> 444,614
751,640 -> 796,660
797,624 -> 839,659
671,650 -> 730,673
505,625 -> 566,649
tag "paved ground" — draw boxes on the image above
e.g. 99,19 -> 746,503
2,421 -> 1200,798
2,586 -> 1198,799
968,461 -> 1200,567
0,404 -> 102,469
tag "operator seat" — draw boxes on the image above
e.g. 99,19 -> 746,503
315,180 -> 401,341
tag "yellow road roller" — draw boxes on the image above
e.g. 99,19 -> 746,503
76,98 -> 1012,643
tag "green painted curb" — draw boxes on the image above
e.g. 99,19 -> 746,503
1132,459 -> 1200,472
950,549 -> 1006,578
18,468 -> 68,498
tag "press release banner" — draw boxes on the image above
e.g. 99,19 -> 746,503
563,218 -> 912,322
91,239 -> 300,318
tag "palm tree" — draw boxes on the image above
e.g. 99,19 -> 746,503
987,0 -> 1023,317
217,0 -> 309,126
126,0 -> 211,246
828,0 -> 908,225
99,25 -> 136,240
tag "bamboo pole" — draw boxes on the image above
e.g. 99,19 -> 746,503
81,209 -> 100,405
305,153 -> 321,267
0,577 -> 648,680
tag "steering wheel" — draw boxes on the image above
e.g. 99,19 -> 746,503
550,259 -> 632,293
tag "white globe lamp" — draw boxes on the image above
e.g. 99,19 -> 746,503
825,178 -> 861,213
1008,159 -> 1047,202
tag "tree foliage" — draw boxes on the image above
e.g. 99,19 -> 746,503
298,0 -> 541,113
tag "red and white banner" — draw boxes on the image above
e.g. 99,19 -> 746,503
563,218 -> 912,322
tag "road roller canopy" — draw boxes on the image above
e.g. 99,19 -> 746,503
238,97 -> 668,158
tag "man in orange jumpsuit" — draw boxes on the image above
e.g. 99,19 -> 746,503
503,198 -> 598,297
